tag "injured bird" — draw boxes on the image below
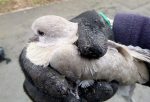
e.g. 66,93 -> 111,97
20,10 -> 120,102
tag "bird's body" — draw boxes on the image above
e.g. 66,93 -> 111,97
26,40 -> 150,86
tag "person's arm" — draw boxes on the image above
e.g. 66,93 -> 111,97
113,13 -> 150,49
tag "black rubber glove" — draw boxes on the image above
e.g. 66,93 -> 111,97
71,10 -> 113,59
79,81 -> 118,102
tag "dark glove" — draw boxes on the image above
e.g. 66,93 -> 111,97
71,10 -> 113,59
79,81 -> 118,102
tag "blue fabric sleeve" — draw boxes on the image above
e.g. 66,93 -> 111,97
113,13 -> 150,50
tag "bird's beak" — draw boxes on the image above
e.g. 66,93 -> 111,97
29,35 -> 39,42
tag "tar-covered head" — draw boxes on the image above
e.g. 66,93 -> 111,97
31,15 -> 78,46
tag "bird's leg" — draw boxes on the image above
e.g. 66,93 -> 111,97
79,80 -> 94,88
73,80 -> 95,100
68,80 -> 81,100
74,80 -> 81,99
118,84 -> 135,102
124,84 -> 135,102
127,84 -> 135,102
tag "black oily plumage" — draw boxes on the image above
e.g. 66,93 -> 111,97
71,10 -> 113,59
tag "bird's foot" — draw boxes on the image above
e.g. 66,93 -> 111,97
79,80 -> 94,88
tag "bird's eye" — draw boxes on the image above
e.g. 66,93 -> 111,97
37,30 -> 45,36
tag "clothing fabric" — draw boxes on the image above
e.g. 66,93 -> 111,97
113,13 -> 150,50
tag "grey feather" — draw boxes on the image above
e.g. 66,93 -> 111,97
128,45 -> 150,62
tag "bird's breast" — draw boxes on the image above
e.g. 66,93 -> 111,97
26,42 -> 60,67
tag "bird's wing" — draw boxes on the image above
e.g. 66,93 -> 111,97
108,40 -> 150,63
127,46 -> 150,63
108,40 -> 150,84
127,46 -> 150,84
107,40 -> 133,61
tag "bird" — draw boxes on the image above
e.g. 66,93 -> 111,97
26,14 -> 109,99
20,10 -> 120,102
24,15 -> 150,102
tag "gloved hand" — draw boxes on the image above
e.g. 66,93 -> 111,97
71,10 -> 113,59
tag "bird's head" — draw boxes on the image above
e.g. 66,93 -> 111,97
30,14 -> 109,59
31,15 -> 78,46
